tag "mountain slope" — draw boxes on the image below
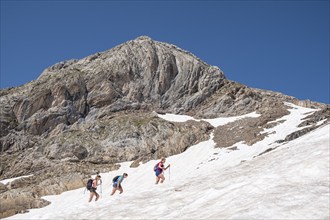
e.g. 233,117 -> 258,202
0,36 -> 329,218
3,103 -> 329,219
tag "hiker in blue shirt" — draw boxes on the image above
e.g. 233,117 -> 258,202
111,173 -> 128,195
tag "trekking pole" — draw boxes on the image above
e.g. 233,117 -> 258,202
169,166 -> 171,181
100,184 -> 103,198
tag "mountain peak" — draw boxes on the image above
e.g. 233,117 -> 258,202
35,36 -> 227,114
134,35 -> 153,41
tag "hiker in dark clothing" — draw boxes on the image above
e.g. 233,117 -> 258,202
111,173 -> 128,195
88,175 -> 101,202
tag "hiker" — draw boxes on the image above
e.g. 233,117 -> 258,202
111,173 -> 128,195
95,171 -> 102,184
88,174 -> 102,202
154,157 -> 170,184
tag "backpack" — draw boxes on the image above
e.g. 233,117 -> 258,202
112,175 -> 120,183
86,178 -> 93,190
153,162 -> 159,172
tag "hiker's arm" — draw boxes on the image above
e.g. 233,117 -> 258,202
165,164 -> 170,170
117,178 -> 123,187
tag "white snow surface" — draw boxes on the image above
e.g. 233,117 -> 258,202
0,174 -> 34,185
4,103 -> 329,219
156,111 -> 260,127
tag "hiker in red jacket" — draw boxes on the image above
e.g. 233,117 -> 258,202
154,157 -> 170,184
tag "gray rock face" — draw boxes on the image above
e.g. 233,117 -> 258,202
0,36 -> 329,218
36,36 -> 225,114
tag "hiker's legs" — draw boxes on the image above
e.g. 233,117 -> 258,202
159,174 -> 165,183
111,187 -> 117,195
118,185 -> 123,194
88,192 -> 94,202
95,192 -> 100,201
155,169 -> 163,184
155,176 -> 160,184
111,183 -> 118,195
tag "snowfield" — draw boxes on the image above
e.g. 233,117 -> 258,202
4,103 -> 330,219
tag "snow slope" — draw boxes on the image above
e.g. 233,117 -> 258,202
4,103 -> 330,219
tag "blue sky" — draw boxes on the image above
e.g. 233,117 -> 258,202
1,1 -> 329,104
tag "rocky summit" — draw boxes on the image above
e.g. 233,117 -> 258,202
0,36 -> 329,218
